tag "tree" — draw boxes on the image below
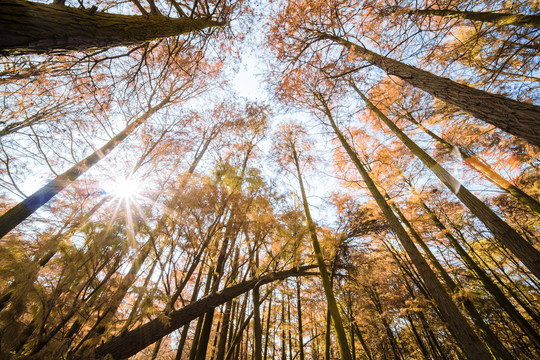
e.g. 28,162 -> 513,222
316,93 -> 493,360
403,7 -> 540,29
269,0 -> 540,147
0,0 -> 227,55
273,123 -> 354,360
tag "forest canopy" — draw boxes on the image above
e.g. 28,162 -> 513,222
0,0 -> 539,359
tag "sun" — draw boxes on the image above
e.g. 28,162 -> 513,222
101,177 -> 141,199
113,178 -> 141,199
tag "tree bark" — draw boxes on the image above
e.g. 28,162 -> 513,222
89,266 -> 317,360
413,192 -> 540,350
320,100 -> 493,360
314,31 -> 540,147
409,8 -> 540,29
0,0 -> 223,55
404,113 -> 540,217
291,144 -> 354,360
351,85 -> 540,280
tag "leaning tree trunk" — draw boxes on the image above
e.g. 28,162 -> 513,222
0,0 -> 223,55
320,99 -> 493,360
313,31 -> 540,147
0,95 -> 171,239
387,193 -> 514,360
407,8 -> 540,29
408,187 -> 540,350
90,266 -> 317,360
404,113 -> 540,217
351,85 -> 540,280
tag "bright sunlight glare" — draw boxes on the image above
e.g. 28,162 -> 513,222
102,178 -> 141,199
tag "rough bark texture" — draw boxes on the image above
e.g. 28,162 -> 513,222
0,0 -> 223,54
322,102 -> 493,360
411,9 -> 540,29
90,266 -> 316,360
316,32 -> 540,148
353,87 -> 540,280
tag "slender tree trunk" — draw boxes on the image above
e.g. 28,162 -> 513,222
324,308 -> 331,360
406,315 -> 430,360
287,292 -> 293,360
388,194 -> 513,359
253,287 -> 263,360
404,113 -> 540,217
189,265 -> 215,360
290,144 -> 353,360
353,323 -> 373,360
263,296 -> 273,360
174,265 -> 205,360
0,0 -> 223,55
314,31 -> 540,147
225,313 -> 254,360
296,278 -> 305,360
407,185 -> 540,350
0,96 -> 171,239
408,8 -> 540,29
351,86 -> 540,279
322,104 -> 493,360
282,298 -> 287,360
367,287 -> 403,360
215,247 -> 241,360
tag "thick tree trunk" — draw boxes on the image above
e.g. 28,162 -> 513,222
0,0 -> 223,55
252,287 -> 263,360
314,31 -> 540,147
90,266 -> 316,360
409,8 -> 540,29
321,101 -> 493,360
352,86 -> 540,280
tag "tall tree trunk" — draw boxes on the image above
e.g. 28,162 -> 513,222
91,266 -> 317,360
313,31 -> 540,147
350,86 -> 540,280
0,95 -> 171,239
353,323 -> 373,360
367,287 -> 403,360
404,113 -> 540,217
407,8 -> 540,29
406,183 -> 540,350
290,144 -> 354,360
321,103 -> 493,360
324,308 -> 331,360
0,0 -> 223,55
174,264 -> 205,360
296,277 -> 305,360
406,315 -> 430,360
387,193 -> 513,359
263,295 -> 273,360
189,264 -> 215,360
252,288 -> 263,360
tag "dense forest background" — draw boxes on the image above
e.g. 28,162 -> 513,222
0,0 -> 539,359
